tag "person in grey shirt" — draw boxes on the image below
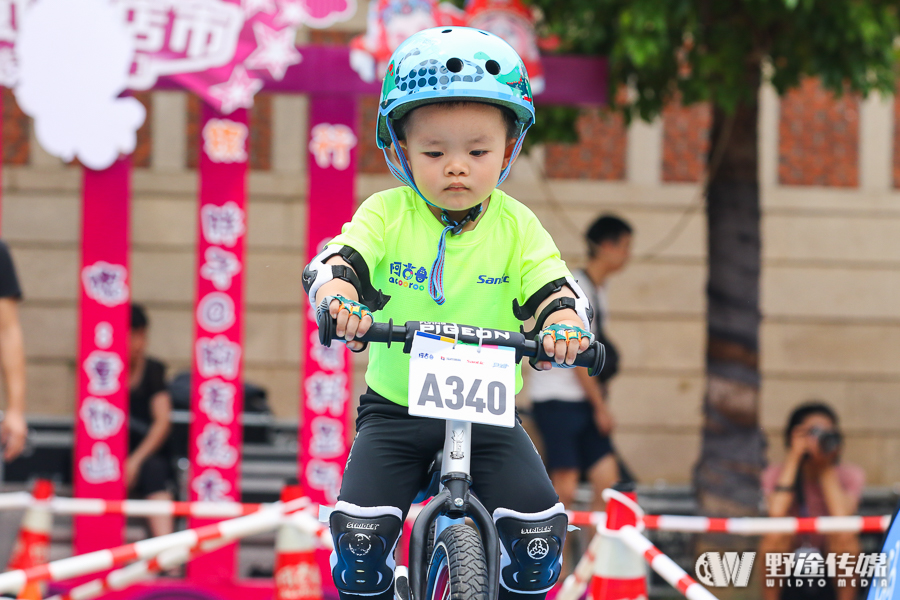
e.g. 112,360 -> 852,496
529,215 -> 632,511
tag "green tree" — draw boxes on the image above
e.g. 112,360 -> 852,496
530,0 -> 899,516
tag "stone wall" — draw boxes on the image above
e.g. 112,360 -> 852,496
3,20 -> 899,487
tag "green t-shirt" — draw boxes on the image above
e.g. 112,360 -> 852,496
330,186 -> 571,406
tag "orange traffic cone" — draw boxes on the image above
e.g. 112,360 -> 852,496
274,481 -> 322,600
9,479 -> 54,600
590,484 -> 647,600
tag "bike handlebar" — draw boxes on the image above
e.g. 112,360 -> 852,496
317,315 -> 606,377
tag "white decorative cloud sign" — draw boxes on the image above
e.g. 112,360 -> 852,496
15,0 -> 145,170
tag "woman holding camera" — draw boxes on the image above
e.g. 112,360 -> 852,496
760,402 -> 864,600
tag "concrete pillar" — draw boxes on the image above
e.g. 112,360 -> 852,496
151,91 -> 187,171
626,117 -> 662,186
271,94 -> 307,174
859,91 -> 893,192
758,81 -> 780,189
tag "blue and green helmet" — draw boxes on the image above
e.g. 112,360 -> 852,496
376,26 -> 536,157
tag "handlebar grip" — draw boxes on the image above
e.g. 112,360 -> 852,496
316,313 -> 396,347
316,308 -> 337,346
534,340 -> 606,377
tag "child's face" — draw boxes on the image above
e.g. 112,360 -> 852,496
400,103 -> 515,212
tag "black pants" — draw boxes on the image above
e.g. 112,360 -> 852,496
337,389 -> 561,600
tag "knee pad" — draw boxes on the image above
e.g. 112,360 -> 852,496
493,503 -> 567,594
329,502 -> 403,596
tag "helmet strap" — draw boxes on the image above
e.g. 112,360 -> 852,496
428,203 -> 484,305
497,121 -> 531,186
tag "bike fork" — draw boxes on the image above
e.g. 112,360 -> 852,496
435,420 -> 470,540
399,420 -> 501,600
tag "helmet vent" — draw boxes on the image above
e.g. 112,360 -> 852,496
485,60 -> 500,75
446,58 -> 463,73
442,29 -> 452,33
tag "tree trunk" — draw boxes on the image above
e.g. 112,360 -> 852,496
692,71 -> 767,519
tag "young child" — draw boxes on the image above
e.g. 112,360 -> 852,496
302,27 -> 595,600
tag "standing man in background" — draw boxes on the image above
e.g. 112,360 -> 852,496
529,215 -> 633,509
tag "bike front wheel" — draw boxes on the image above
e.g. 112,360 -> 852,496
425,524 -> 488,600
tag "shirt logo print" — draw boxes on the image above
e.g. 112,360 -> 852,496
388,261 -> 428,291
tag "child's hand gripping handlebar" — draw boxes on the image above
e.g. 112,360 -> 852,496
316,314 -> 606,377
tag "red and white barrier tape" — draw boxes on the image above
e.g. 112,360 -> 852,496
42,510 -> 330,600
46,539 -> 229,600
0,498 -> 312,594
567,511 -> 890,534
49,497 -> 265,519
642,513 -> 890,534
0,493 -> 266,518
617,525 -> 719,600
285,510 -> 334,551
555,526 -> 604,600
3,491 -> 888,535
0,492 -> 31,510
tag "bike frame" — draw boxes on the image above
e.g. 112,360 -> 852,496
407,419 -> 501,600
316,317 -> 604,600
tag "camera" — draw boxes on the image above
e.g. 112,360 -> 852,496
809,427 -> 842,454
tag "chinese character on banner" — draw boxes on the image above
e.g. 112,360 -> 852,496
196,423 -> 239,468
80,397 -> 125,439
201,201 -> 246,247
309,124 -> 357,170
79,442 -> 121,484
196,335 -> 242,379
305,458 -> 342,504
122,0 -> 245,89
81,262 -> 129,307
309,333 -> 346,371
200,246 -> 242,291
203,118 -> 249,163
198,378 -> 237,424
192,468 -> 233,502
309,416 -> 344,458
305,372 -> 348,416
120,0 -> 356,112
83,350 -> 125,396
197,292 -> 237,333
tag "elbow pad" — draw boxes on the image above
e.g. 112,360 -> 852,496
514,276 -> 593,339
302,245 -> 390,311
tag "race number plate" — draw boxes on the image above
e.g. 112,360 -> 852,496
408,331 -> 516,427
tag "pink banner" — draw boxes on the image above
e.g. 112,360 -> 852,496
73,159 -> 132,556
119,0 -> 354,113
0,0 -> 357,115
300,95 -> 358,507
187,104 -> 248,583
